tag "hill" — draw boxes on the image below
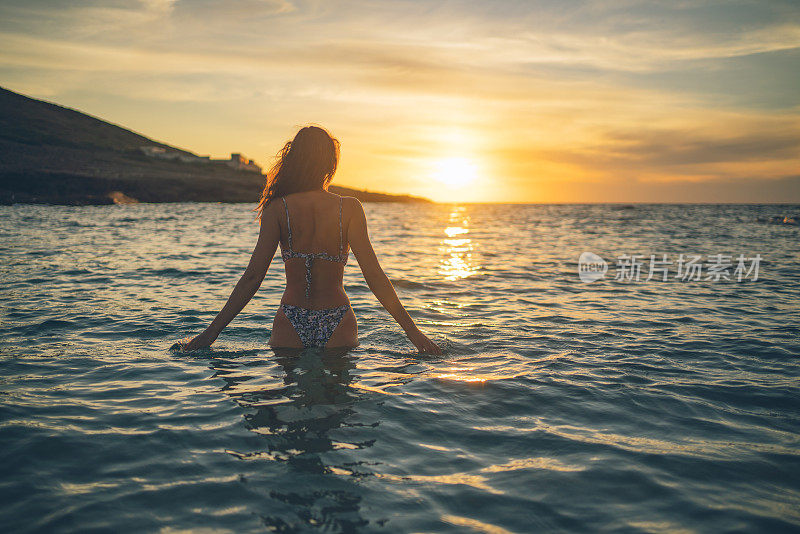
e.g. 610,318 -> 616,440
0,87 -> 430,205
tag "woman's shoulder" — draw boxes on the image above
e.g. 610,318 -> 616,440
337,195 -> 365,221
282,190 -> 363,215
261,197 -> 285,219
334,194 -> 363,209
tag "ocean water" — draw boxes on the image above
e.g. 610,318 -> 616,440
1,202 -> 799,533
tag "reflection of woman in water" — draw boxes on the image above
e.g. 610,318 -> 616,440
183,126 -> 440,353
207,348 -> 374,529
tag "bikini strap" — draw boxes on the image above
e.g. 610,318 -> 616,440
281,196 -> 293,250
338,196 -> 343,254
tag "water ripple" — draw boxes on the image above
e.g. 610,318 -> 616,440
1,203 -> 799,532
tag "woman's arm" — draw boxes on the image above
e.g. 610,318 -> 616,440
347,198 -> 442,354
181,203 -> 281,351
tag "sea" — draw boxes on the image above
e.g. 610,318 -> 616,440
1,202 -> 798,533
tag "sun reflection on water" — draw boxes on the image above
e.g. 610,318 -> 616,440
433,366 -> 492,383
438,206 -> 479,281
436,373 -> 487,383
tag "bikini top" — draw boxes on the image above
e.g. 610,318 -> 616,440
280,195 -> 348,301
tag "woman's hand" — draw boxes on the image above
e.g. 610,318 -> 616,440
178,207 -> 278,354
408,328 -> 443,355
180,329 -> 218,352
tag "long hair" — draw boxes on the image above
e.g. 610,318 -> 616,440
255,125 -> 340,218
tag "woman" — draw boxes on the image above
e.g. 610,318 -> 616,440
182,126 -> 441,354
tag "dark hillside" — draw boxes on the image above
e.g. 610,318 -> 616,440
0,87 -> 430,205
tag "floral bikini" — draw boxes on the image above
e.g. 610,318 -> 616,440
279,196 -> 350,347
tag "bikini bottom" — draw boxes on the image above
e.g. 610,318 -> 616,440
280,303 -> 350,348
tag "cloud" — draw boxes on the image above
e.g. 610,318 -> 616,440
517,174 -> 800,203
490,116 -> 800,194
499,24 -> 800,72
599,129 -> 800,167
0,0 -> 798,201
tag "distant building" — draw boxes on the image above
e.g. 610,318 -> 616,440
178,154 -> 210,164
226,153 -> 262,173
139,146 -> 261,173
140,146 -> 167,158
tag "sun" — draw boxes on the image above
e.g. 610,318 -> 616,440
432,157 -> 478,187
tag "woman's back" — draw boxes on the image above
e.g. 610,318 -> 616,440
180,124 -> 440,353
278,190 -> 350,309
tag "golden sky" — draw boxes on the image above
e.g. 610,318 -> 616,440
1,0 -> 799,202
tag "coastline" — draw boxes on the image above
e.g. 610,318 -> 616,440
0,170 -> 432,206
0,87 -> 431,206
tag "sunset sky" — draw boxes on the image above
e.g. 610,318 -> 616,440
1,0 -> 798,202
